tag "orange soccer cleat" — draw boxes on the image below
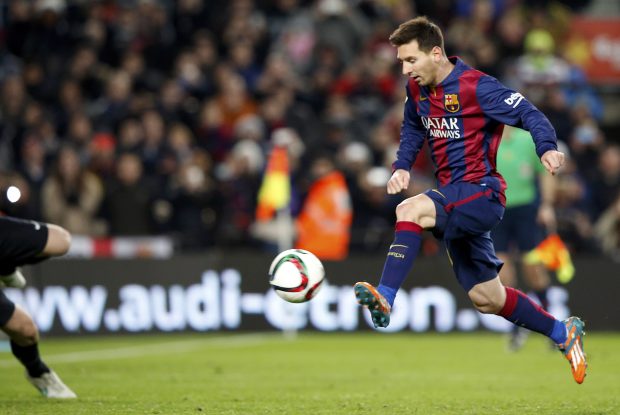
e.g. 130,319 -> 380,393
558,316 -> 587,384
354,282 -> 391,328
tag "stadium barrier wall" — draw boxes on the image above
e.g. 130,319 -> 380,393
4,252 -> 618,336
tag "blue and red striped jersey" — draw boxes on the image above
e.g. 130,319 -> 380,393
393,57 -> 558,195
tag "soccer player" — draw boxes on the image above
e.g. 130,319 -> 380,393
0,215 -> 77,398
492,126 -> 556,351
354,17 -> 587,384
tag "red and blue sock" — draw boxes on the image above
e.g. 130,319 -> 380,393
499,287 -> 567,344
377,221 -> 423,307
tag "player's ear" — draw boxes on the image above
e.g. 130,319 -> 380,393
432,46 -> 442,62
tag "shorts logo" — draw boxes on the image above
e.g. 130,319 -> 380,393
30,220 -> 41,230
444,94 -> 460,113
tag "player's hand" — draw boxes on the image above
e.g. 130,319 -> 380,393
541,150 -> 565,175
387,169 -> 410,194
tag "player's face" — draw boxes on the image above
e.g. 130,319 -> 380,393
397,41 -> 441,87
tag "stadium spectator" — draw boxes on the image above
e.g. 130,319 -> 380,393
64,112 -> 94,164
594,194 -> 620,261
554,155 -> 595,252
295,152 -> 352,260
588,144 -> 620,219
0,74 -> 29,168
569,104 -> 605,180
210,70 -> 258,135
102,152 -> 154,236
215,137 -> 262,246
16,133 -> 48,221
348,165 -> 402,253
353,17 -> 587,384
116,116 -> 144,154
139,109 -> 167,177
41,145 -> 105,236
168,151 -> 221,249
92,70 -> 133,132
88,132 -> 117,180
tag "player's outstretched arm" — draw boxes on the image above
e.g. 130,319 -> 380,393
541,150 -> 565,176
387,169 -> 410,194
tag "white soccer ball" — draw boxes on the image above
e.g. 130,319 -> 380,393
268,249 -> 325,303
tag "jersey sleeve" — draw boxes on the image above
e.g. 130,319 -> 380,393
392,85 -> 426,172
524,130 -> 546,173
476,75 -> 557,158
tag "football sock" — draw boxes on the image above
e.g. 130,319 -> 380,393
11,341 -> 50,378
550,320 -> 568,345
499,287 -> 566,344
377,221 -> 423,307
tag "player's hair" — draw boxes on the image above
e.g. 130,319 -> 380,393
389,16 -> 445,54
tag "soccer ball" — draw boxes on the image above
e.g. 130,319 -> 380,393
268,249 -> 325,303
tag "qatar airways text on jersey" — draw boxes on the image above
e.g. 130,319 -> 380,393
421,116 -> 461,139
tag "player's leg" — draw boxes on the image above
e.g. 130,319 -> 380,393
354,193 -> 436,327
521,259 -> 557,350
463,236 -> 556,333
0,292 -> 76,398
1,299 -> 49,377
493,211 -> 530,351
510,204 -> 553,350
467,274 -> 558,332
495,251 -> 530,351
460,236 -> 586,383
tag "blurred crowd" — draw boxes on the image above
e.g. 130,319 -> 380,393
0,0 -> 618,259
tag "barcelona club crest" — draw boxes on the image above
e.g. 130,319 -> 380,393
444,94 -> 460,113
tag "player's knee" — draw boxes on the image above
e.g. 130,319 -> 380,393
468,291 -> 503,314
395,200 -> 424,223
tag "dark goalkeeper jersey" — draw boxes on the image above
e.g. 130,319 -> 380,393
393,57 -> 558,198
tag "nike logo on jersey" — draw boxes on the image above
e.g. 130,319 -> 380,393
419,95 -> 428,101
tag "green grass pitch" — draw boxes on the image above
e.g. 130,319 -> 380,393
0,332 -> 618,414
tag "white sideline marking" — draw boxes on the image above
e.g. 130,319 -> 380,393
0,333 -> 275,366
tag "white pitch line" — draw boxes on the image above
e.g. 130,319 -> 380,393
0,333 -> 276,366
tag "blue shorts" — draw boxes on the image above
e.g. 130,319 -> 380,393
491,203 -> 544,252
425,182 -> 505,292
